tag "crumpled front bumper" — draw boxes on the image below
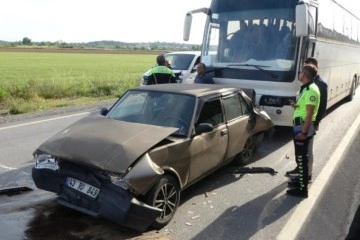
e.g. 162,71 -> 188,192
31,164 -> 162,232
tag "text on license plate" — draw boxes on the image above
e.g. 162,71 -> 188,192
65,177 -> 100,198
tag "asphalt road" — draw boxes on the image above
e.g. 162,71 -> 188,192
0,93 -> 359,240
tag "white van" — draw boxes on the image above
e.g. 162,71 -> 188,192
141,51 -> 200,85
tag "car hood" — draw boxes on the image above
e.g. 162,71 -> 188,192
37,115 -> 178,172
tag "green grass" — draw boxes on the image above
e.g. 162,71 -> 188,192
0,51 -> 157,115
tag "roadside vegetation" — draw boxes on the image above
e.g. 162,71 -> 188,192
0,50 -> 158,115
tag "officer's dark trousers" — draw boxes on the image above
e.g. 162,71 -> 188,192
293,137 -> 311,192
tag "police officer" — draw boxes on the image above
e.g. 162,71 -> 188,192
286,57 -> 328,184
146,55 -> 177,85
287,64 -> 320,198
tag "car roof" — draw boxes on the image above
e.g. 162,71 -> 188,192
136,84 -> 242,98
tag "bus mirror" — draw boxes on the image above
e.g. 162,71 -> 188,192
183,13 -> 193,41
295,3 -> 308,37
183,8 -> 210,41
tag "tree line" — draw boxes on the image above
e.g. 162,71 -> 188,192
0,37 -> 201,51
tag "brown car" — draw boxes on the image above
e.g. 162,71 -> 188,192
32,84 -> 273,232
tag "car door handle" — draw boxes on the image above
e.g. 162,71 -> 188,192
221,129 -> 228,136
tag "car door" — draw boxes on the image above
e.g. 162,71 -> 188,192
187,97 -> 228,183
222,92 -> 251,160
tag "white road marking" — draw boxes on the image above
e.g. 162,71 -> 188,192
0,163 -> 16,170
0,112 -> 89,131
277,111 -> 360,240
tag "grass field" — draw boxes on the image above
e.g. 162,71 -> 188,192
0,49 -> 159,115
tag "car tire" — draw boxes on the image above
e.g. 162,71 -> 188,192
234,137 -> 256,166
145,175 -> 180,229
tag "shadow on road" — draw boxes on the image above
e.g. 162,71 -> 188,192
191,182 -> 302,240
24,200 -> 140,240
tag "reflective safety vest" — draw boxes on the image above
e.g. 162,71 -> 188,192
148,66 -> 176,84
293,82 -> 320,122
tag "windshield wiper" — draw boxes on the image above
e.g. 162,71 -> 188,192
227,64 -> 278,79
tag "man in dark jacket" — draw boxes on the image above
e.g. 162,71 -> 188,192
304,57 -> 328,130
194,63 -> 214,84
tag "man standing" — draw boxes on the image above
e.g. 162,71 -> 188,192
304,57 -> 328,130
287,64 -> 320,198
146,55 -> 176,85
286,57 -> 328,184
194,63 -> 214,84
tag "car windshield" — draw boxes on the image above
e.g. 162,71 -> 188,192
107,90 -> 195,136
165,54 -> 196,71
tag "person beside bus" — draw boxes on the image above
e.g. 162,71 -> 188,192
194,63 -> 214,84
287,64 -> 320,198
286,57 -> 328,186
146,55 -> 177,85
304,57 -> 328,130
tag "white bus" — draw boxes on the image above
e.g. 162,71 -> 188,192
183,0 -> 360,126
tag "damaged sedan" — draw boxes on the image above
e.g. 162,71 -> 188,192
32,84 -> 274,232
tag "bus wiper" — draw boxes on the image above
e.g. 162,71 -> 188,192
227,64 -> 278,79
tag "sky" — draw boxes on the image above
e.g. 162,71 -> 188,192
0,0 -> 211,44
0,0 -> 359,44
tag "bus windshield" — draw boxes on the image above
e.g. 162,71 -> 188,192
203,0 -> 297,72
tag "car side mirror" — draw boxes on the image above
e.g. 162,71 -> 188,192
100,107 -> 108,116
195,123 -> 214,135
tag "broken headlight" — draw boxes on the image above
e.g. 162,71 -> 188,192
34,153 -> 59,171
108,173 -> 129,190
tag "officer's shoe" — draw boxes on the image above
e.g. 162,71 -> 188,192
287,180 -> 301,188
287,180 -> 311,188
285,167 -> 298,177
286,188 -> 308,198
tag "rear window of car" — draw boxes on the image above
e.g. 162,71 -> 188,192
223,93 -> 251,121
166,54 -> 196,71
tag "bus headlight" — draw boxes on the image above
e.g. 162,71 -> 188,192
259,96 -> 296,107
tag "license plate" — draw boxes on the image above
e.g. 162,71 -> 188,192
65,177 -> 100,198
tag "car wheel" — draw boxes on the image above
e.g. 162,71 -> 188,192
234,137 -> 256,165
145,175 -> 180,229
